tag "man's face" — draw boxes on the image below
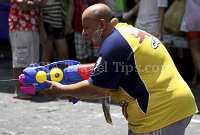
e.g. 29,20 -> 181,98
82,16 -> 103,48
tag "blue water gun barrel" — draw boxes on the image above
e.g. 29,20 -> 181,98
19,61 -> 94,104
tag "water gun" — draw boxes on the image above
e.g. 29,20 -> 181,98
18,60 -> 94,104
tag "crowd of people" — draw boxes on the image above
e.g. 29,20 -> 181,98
7,0 -> 199,134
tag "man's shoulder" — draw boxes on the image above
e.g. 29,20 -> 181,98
104,28 -> 125,45
100,27 -> 132,55
115,23 -> 140,34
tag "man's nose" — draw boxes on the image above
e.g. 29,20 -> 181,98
82,29 -> 86,35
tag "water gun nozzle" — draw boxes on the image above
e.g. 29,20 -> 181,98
19,74 -> 25,83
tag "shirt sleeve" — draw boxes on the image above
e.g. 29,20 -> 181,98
88,28 -> 133,89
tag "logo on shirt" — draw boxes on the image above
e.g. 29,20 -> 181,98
131,30 -> 152,44
92,57 -> 104,75
151,39 -> 161,49
95,57 -> 102,69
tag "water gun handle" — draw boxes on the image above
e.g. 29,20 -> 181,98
73,98 -> 79,104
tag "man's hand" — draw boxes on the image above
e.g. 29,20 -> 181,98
18,1 -> 31,11
42,80 -> 64,100
64,21 -> 74,35
39,0 -> 49,7
17,0 -> 48,11
123,10 -> 134,21
156,29 -> 162,40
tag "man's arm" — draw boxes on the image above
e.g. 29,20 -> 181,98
122,1 -> 140,21
64,0 -> 75,34
67,0 -> 75,25
59,0 -> 73,34
42,80 -> 108,100
156,7 -> 166,40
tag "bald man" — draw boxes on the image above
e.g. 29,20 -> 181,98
42,4 -> 198,135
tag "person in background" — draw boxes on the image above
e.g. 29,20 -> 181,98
180,0 -> 200,89
123,0 -> 168,40
42,4 -> 198,135
9,0 -> 47,99
39,0 -> 69,69
66,0 -> 103,64
103,0 -> 126,23
62,0 -> 76,60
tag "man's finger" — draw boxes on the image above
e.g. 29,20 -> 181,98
66,96 -> 73,102
45,80 -> 53,85
41,88 -> 50,94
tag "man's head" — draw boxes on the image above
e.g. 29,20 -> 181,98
82,3 -> 118,48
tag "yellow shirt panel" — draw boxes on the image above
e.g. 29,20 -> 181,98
107,23 -> 199,133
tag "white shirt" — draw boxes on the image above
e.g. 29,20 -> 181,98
135,0 -> 168,35
180,0 -> 200,32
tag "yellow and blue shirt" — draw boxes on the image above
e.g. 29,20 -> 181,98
88,23 -> 198,133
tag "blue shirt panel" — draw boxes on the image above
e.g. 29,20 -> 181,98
88,28 -> 148,100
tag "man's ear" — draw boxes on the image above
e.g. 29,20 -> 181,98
100,19 -> 107,30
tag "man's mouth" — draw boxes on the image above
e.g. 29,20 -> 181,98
85,36 -> 95,47
86,36 -> 91,43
